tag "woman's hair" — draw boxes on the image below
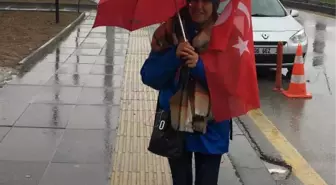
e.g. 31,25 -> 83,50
172,6 -> 190,41
172,2 -> 219,40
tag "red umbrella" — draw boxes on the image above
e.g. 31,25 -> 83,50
93,0 -> 186,31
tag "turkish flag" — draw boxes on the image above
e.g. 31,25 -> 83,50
201,0 -> 260,122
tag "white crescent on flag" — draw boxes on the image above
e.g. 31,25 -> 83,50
214,0 -> 233,26
238,2 -> 251,29
215,1 -> 251,30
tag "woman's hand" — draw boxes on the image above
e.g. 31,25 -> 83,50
176,42 -> 199,68
183,50 -> 199,68
176,41 -> 195,58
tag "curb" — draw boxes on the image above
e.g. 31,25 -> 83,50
228,119 -> 277,185
0,7 -> 94,12
17,12 -> 85,72
0,2 -> 97,10
282,0 -> 336,16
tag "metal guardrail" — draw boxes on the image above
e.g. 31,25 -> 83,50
281,0 -> 336,15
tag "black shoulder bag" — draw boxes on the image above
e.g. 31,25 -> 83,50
147,67 -> 189,159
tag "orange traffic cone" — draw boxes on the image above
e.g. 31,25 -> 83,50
282,44 -> 312,98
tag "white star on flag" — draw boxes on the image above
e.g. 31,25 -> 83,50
233,36 -> 249,56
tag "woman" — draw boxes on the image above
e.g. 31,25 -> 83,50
141,0 -> 232,184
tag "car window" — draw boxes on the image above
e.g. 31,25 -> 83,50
252,0 -> 287,17
217,0 -> 287,17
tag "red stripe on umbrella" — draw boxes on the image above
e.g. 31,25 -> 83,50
93,0 -> 186,32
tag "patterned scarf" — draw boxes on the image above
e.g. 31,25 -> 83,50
151,17 -> 215,134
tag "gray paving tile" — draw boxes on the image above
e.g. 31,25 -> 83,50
29,63 -> 64,73
49,47 -> 76,55
90,64 -> 124,75
218,155 -> 243,185
64,55 -> 97,64
61,37 -> 86,43
57,41 -> 84,48
91,27 -> 106,33
228,121 -> 277,185
74,49 -> 102,56
76,24 -> 93,29
112,33 -> 129,39
67,31 -> 90,38
45,74 -> 87,87
82,38 -> 106,47
53,129 -> 116,164
0,102 -> 29,126
0,85 -> 43,103
0,127 -> 10,142
38,163 -> 109,185
67,105 -> 119,129
0,128 -> 64,161
114,28 -> 129,33
229,135 -> 266,169
94,56 -> 125,65
57,63 -> 93,74
87,32 -> 106,38
83,37 -> 107,44
0,161 -> 48,185
15,104 -> 74,128
232,120 -> 244,135
77,87 -> 121,105
40,54 -> 71,63
82,20 -> 95,25
100,48 -> 127,56
82,74 -> 122,88
56,37 -> 85,47
79,42 -> 105,49
8,72 -> 53,85
109,37 -> 130,45
72,27 -> 92,33
32,86 -> 82,104
107,43 -> 128,50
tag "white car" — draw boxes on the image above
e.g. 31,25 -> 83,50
219,0 -> 308,77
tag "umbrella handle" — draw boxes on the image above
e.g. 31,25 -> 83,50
177,12 -> 187,42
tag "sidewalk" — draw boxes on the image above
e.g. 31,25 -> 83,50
0,12 -> 244,185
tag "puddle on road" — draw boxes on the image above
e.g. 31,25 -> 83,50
263,161 -> 291,181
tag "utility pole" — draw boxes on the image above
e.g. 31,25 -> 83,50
55,0 -> 60,23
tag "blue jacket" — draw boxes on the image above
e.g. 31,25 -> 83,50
140,48 -> 232,154
140,24 -> 231,155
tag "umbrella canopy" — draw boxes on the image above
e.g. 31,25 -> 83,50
93,0 -> 186,31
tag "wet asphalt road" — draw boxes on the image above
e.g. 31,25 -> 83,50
257,10 -> 335,184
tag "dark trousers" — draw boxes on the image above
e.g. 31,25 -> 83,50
168,152 -> 222,185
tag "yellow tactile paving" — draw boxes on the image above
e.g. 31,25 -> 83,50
111,27 -> 172,185
128,38 -> 152,54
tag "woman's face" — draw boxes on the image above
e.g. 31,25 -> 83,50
188,0 -> 214,24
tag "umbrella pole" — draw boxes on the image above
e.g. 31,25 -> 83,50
177,12 -> 187,42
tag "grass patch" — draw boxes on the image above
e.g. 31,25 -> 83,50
0,11 -> 80,67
